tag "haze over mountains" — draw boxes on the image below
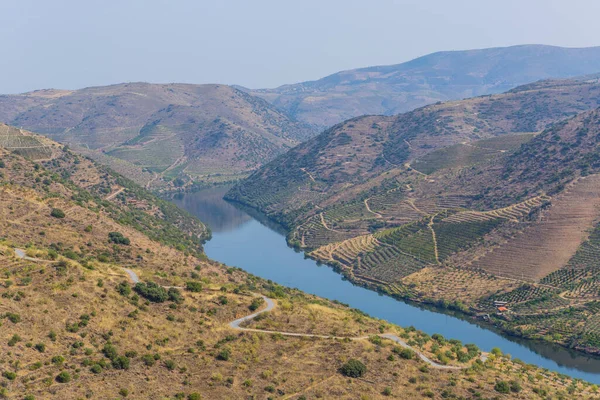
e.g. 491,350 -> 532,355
245,45 -> 600,129
0,83 -> 311,186
3,45 -> 600,189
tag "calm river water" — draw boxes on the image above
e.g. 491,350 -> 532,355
172,185 -> 600,383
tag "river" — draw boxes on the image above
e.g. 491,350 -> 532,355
172,185 -> 600,383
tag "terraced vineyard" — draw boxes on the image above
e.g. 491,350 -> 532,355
322,200 -> 375,226
442,195 -> 550,223
310,234 -> 379,265
294,214 -> 355,249
410,134 -> 535,175
356,245 -> 428,283
537,221 -> 600,298
434,216 -> 503,261
403,267 -> 518,305
488,284 -> 560,305
0,124 -> 54,160
411,143 -> 501,175
470,175 -> 600,281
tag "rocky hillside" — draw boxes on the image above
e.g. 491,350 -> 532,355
246,45 -> 600,129
0,83 -> 312,186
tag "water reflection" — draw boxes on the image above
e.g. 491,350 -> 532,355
171,186 -> 251,233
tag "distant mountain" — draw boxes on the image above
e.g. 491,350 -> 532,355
0,83 -> 312,187
245,45 -> 600,129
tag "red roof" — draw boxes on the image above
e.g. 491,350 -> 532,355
497,306 -> 508,312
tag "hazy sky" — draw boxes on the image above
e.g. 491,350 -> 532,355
1,0 -> 599,93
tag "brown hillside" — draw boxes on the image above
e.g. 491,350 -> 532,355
0,83 -> 312,186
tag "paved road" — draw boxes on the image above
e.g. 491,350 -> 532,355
228,295 -> 485,370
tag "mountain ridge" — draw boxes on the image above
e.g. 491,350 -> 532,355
245,44 -> 600,129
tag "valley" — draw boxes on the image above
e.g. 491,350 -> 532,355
227,77 -> 600,357
3,126 -> 570,399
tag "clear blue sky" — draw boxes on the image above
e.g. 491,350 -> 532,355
1,0 -> 599,93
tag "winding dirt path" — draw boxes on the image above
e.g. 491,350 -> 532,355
428,216 -> 440,264
364,197 -> 383,218
228,295 -> 485,370
117,269 -> 485,370
105,187 -> 125,200
300,167 -> 317,183
319,213 -> 342,232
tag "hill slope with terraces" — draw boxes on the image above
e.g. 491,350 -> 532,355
0,83 -> 313,187
0,126 -> 584,398
228,79 -> 600,353
227,76 -> 600,226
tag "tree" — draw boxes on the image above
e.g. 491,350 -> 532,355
340,359 -> 367,378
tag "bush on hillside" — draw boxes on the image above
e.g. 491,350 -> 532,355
108,231 -> 130,245
340,359 -> 367,378
50,208 -> 65,219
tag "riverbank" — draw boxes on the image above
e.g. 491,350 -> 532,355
224,191 -> 600,359
173,188 -> 600,382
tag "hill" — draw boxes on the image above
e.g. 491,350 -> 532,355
227,78 -> 600,354
0,83 -> 312,187
0,126 -> 588,398
228,76 -> 600,225
246,45 -> 600,130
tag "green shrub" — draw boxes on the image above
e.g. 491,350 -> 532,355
164,360 -> 176,371
249,297 -> 264,311
394,347 -> 415,360
112,356 -> 130,370
90,364 -> 102,374
510,380 -> 522,393
56,371 -> 71,383
168,287 -> 183,303
102,343 -> 118,359
494,381 -> 510,393
185,281 -> 203,292
34,343 -> 46,352
50,208 -> 66,219
217,348 -> 231,361
134,282 -> 168,303
188,393 -> 201,400
7,334 -> 21,346
340,359 -> 367,378
108,232 -> 130,245
2,371 -> 16,380
6,312 -> 21,323
52,355 -> 65,365
117,281 -> 132,296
